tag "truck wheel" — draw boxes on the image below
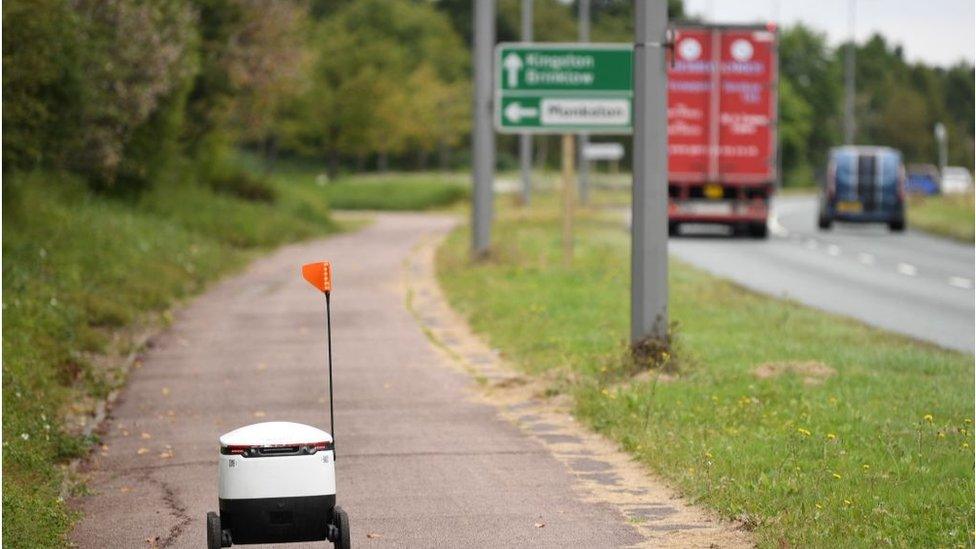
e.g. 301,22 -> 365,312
207,512 -> 223,549
334,506 -> 351,549
818,215 -> 832,230
750,223 -> 768,239
889,219 -> 905,232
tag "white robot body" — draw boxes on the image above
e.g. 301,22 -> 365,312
216,422 -> 337,545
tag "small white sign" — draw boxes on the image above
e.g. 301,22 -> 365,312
583,142 -> 625,161
540,99 -> 630,126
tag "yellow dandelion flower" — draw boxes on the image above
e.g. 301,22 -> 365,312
601,388 -> 610,396
832,472 -> 842,479
705,452 -> 713,459
937,431 -> 946,439
924,414 -> 934,423
826,433 -> 836,440
862,464 -> 870,470
815,503 -> 822,509
965,419 -> 973,425
843,499 -> 852,505
963,443 -> 971,449
797,428 -> 812,437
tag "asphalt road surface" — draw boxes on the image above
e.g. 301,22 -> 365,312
72,213 -> 673,548
668,195 -> 974,353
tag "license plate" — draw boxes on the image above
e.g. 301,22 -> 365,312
703,183 -> 724,199
681,200 -> 733,215
836,201 -> 863,213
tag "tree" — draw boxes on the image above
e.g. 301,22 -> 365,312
286,0 -> 468,175
73,0 -> 198,189
779,25 -> 841,169
778,78 -> 814,185
2,0 -> 86,171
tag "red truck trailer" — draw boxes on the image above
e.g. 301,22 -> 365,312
667,24 -> 779,238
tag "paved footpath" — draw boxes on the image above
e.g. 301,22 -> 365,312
72,213 -> 749,548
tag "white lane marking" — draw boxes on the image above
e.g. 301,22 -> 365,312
804,239 -> 818,250
858,252 -> 875,265
826,244 -> 841,256
949,276 -> 973,289
896,262 -> 918,276
768,213 -> 789,237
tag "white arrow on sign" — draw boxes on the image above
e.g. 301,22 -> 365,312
504,102 -> 538,123
503,53 -> 523,87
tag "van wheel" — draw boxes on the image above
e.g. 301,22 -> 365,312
749,223 -> 768,239
668,222 -> 679,236
889,219 -> 905,232
818,214 -> 832,230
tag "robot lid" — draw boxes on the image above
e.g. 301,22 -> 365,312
219,421 -> 333,449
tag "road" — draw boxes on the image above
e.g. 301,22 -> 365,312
667,195 -> 974,353
71,212 -> 746,548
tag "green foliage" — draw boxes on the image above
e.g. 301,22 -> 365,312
2,0 -> 85,171
280,0 -> 469,172
437,196 -> 974,547
2,169 -> 337,546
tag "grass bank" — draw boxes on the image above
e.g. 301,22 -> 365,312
436,198 -> 974,547
260,157 -> 469,211
908,192 -> 974,243
2,170 -> 338,547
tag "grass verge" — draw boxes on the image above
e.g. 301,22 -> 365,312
907,193 -> 974,243
2,169 -> 338,547
262,159 -> 469,211
436,198 -> 974,547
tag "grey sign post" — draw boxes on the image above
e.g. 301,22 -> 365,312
631,0 -> 668,344
520,0 -> 533,206
472,0 -> 495,258
577,0 -> 591,206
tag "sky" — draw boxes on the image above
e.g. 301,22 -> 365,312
682,0 -> 975,67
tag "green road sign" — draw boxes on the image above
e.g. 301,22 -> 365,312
495,43 -> 633,134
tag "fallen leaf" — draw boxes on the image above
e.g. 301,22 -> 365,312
161,387 -> 170,396
159,451 -> 173,459
366,533 -> 382,539
534,523 -> 546,528
121,430 -> 130,437
120,486 -> 131,493
253,411 -> 266,418
137,448 -> 149,455
141,433 -> 152,439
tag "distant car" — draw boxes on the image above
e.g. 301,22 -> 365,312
818,146 -> 905,232
905,163 -> 940,195
941,166 -> 973,194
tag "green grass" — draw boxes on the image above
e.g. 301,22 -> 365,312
2,169 -> 339,547
908,193 -> 974,243
436,197 -> 974,548
263,159 -> 469,211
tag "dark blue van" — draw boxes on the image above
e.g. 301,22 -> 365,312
818,146 -> 905,232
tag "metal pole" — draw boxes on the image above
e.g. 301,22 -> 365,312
325,293 -> 335,456
631,0 -> 668,344
562,134 -> 575,266
577,0 -> 591,205
843,0 -> 856,144
472,0 -> 496,257
519,0 -> 533,206
934,122 -> 948,175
